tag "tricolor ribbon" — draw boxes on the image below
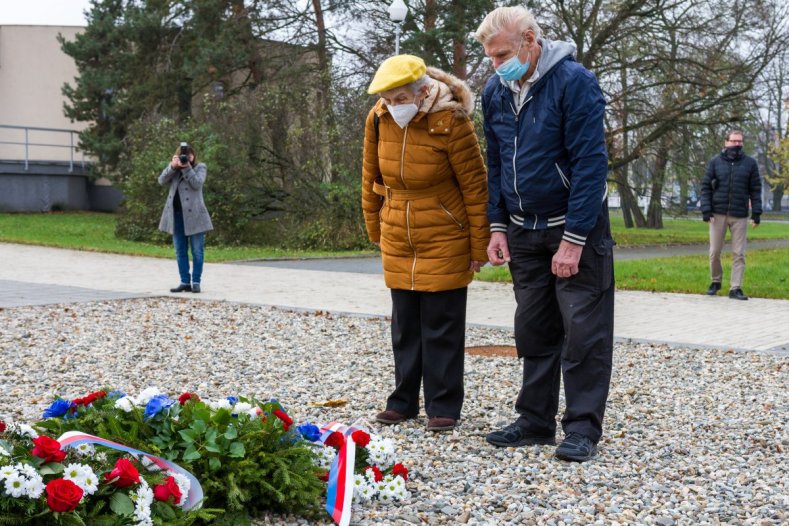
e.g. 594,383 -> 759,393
320,422 -> 364,526
57,431 -> 203,510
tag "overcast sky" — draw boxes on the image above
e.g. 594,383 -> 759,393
0,0 -> 91,26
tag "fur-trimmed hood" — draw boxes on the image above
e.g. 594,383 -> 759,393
422,66 -> 475,115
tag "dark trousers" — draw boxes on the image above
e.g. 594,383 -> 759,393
508,212 -> 614,443
386,287 -> 467,420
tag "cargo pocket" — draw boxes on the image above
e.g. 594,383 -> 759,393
592,238 -> 615,292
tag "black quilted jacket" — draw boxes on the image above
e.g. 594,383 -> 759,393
700,150 -> 762,221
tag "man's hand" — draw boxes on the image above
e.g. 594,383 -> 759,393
751,221 -> 759,229
486,232 -> 510,266
551,240 -> 583,278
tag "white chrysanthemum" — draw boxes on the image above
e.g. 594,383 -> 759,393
22,473 -> 44,499
233,402 -> 253,414
246,408 -> 260,418
366,436 -> 396,469
4,473 -> 26,498
314,445 -> 336,470
352,474 -> 373,502
63,463 -> 98,496
16,424 -> 38,438
115,396 -> 135,412
0,445 -> 10,457
74,443 -> 95,457
0,465 -> 15,478
208,399 -> 233,411
135,387 -> 162,405
169,472 -> 191,506
17,463 -> 38,480
132,478 -> 154,525
378,474 -> 408,501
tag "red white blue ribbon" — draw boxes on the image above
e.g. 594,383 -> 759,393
320,422 -> 364,526
57,431 -> 203,510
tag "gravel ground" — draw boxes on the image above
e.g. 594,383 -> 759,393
1,297 -> 786,526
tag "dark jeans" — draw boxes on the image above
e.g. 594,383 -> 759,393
508,212 -> 614,443
172,211 -> 205,285
387,287 -> 467,420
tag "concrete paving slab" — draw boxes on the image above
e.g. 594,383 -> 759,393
1,242 -> 788,353
0,279 -> 147,307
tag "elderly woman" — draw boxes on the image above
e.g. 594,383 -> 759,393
158,143 -> 213,293
362,55 -> 489,432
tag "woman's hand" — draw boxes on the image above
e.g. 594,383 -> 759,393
469,260 -> 484,272
170,155 -> 181,169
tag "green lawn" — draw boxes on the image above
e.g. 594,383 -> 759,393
608,213 -> 789,246
0,212 -> 372,261
478,247 -> 789,299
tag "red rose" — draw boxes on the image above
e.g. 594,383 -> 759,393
0,419 -> 6,433
104,458 -> 140,488
391,463 -> 408,480
178,392 -> 199,405
73,390 -> 107,406
153,476 -> 183,505
364,465 -> 383,482
31,436 -> 67,463
351,430 -> 371,448
325,431 -> 345,450
318,471 -> 329,482
273,409 -> 293,431
45,478 -> 83,512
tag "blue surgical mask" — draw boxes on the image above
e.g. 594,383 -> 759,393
496,38 -> 530,82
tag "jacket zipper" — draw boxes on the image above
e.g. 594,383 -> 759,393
401,125 -> 416,289
406,200 -> 416,290
510,96 -> 532,214
727,161 -> 734,214
440,203 -> 464,230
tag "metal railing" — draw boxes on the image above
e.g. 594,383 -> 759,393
0,124 -> 86,173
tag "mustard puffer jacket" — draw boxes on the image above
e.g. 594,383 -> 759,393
362,67 -> 489,292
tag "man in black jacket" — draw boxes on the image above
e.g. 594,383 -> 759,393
700,130 -> 762,300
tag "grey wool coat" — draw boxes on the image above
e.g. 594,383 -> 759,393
158,163 -> 214,236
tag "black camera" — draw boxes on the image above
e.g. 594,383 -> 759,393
179,142 -> 189,164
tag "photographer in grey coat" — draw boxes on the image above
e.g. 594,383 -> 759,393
158,143 -> 213,293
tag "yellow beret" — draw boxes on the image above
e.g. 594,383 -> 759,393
367,55 -> 427,94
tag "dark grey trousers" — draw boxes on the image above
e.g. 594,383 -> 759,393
386,287 -> 467,420
508,212 -> 614,443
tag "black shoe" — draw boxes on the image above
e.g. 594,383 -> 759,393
555,432 -> 597,462
706,282 -> 721,295
486,422 -> 555,448
191,284 -> 201,293
170,283 -> 192,293
728,288 -> 748,300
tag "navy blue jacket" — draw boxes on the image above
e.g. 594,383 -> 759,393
481,39 -> 608,246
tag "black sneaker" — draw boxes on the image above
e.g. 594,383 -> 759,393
555,432 -> 597,462
170,283 -> 192,293
706,282 -> 721,295
728,288 -> 748,300
485,422 -> 555,448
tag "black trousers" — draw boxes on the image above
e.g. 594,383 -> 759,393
386,287 -> 467,420
508,212 -> 614,443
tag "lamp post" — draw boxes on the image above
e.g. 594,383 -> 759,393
388,0 -> 408,55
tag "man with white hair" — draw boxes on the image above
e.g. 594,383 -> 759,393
475,6 -> 614,462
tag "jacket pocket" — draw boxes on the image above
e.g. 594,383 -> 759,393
555,163 -> 570,189
439,201 -> 465,231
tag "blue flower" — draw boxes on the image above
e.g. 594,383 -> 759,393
107,390 -> 126,399
143,395 -> 175,421
43,398 -> 74,419
297,422 -> 321,442
226,396 -> 239,405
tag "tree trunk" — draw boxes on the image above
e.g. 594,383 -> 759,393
310,0 -> 333,182
613,170 -> 646,228
451,1 -> 466,79
773,184 -> 785,211
646,140 -> 670,228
